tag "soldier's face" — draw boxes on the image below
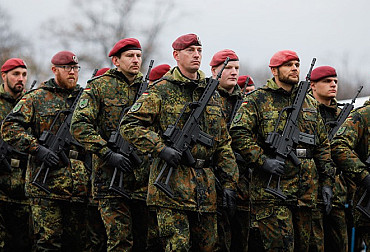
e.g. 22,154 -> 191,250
113,50 -> 142,77
212,61 -> 239,93
274,60 -> 300,85
52,65 -> 78,90
174,45 -> 202,73
311,77 -> 338,100
1,67 -> 27,96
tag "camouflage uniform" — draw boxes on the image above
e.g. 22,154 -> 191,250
1,79 -> 89,251
230,78 -> 335,251
120,67 -> 239,251
70,68 -> 150,251
216,85 -> 250,252
311,96 -> 349,251
0,83 -> 32,251
331,99 -> 370,248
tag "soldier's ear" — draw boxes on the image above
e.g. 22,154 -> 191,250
173,50 -> 180,61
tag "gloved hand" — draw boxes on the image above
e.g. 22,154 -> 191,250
362,175 -> 370,192
261,158 -> 285,176
103,150 -> 132,173
322,185 -> 333,215
35,145 -> 59,167
159,146 -> 181,168
222,188 -> 236,217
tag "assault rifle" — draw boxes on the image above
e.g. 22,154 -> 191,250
32,88 -> 84,194
327,86 -> 363,141
91,68 -> 98,78
108,60 -> 154,199
227,76 -> 249,129
154,57 -> 230,198
264,58 -> 317,200
356,156 -> 370,219
29,80 -> 37,90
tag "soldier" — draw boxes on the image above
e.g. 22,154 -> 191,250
70,38 -> 150,251
331,100 -> 370,249
208,49 -> 245,251
237,75 -> 256,93
1,51 -> 89,251
229,50 -> 336,251
0,58 -> 32,251
120,33 -> 239,251
148,64 -> 171,85
309,66 -> 348,251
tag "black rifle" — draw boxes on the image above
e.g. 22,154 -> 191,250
108,60 -> 154,199
30,80 -> 37,90
327,86 -> 363,141
227,76 -> 249,129
32,88 -> 84,193
264,58 -> 317,200
91,68 -> 99,78
356,156 -> 370,219
154,57 -> 230,198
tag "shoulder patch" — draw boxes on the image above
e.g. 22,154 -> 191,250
130,102 -> 142,112
12,103 -> 23,113
79,98 -> 89,109
233,112 -> 242,124
336,126 -> 346,136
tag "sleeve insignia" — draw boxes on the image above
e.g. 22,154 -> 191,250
130,102 -> 142,113
336,126 -> 346,136
12,103 -> 23,113
233,112 -> 242,124
79,98 -> 88,109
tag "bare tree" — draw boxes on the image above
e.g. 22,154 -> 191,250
42,0 -> 177,77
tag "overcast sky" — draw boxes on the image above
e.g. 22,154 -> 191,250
1,0 -> 369,87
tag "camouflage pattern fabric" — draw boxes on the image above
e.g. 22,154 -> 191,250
86,202 -> 107,252
146,208 -> 163,252
156,207 -> 217,252
120,67 -> 238,213
70,68 -> 148,200
1,79 -> 89,201
331,99 -> 370,247
31,198 -> 88,251
249,205 -> 294,251
311,96 -> 348,252
230,78 -> 336,250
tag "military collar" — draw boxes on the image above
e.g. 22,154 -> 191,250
105,68 -> 143,87
262,78 -> 295,96
39,78 -> 81,94
165,67 -> 206,86
0,83 -> 25,102
217,84 -> 242,98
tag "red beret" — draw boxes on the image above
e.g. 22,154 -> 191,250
269,50 -> 299,67
210,49 -> 239,67
108,38 -> 141,57
149,64 -> 171,81
310,66 -> 337,82
1,58 -> 27,72
95,67 -> 110,77
172,34 -> 201,50
51,51 -> 78,65
237,75 -> 255,88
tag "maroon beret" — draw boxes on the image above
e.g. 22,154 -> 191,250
149,64 -> 171,81
209,49 -> 239,67
269,50 -> 299,67
1,58 -> 27,72
95,67 -> 110,77
310,66 -> 337,82
172,34 -> 201,50
108,38 -> 141,57
237,75 -> 255,88
51,51 -> 78,65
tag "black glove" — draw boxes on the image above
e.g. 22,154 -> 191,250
261,158 -> 285,176
322,185 -> 333,215
103,150 -> 132,173
159,146 -> 181,168
362,175 -> 370,192
35,145 -> 59,167
222,188 -> 236,217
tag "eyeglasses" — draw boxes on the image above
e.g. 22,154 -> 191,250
55,65 -> 81,72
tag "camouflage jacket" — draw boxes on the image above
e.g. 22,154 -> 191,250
1,79 -> 89,202
230,78 -> 335,208
120,67 -> 239,212
217,85 -> 243,126
312,95 -> 348,207
0,84 -> 28,203
70,68 -> 149,200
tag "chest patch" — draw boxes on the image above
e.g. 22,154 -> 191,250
130,102 -> 142,113
233,112 -> 242,124
12,103 -> 22,113
336,126 -> 346,136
